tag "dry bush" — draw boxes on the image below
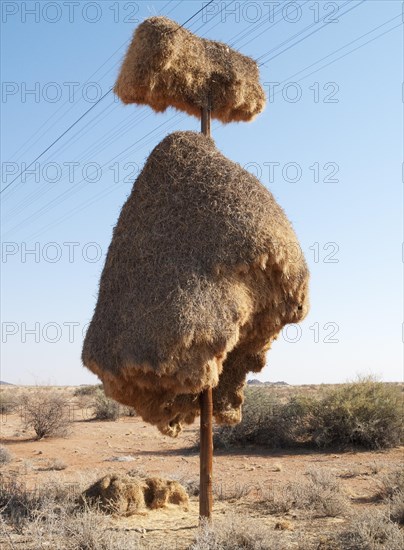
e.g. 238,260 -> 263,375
0,476 -> 75,533
261,485 -> 295,514
73,384 -> 102,397
337,509 -> 403,550
92,389 -> 121,421
313,377 -> 403,449
214,379 -> 402,450
291,469 -> 349,517
214,388 -> 317,449
213,482 -> 261,502
375,469 -> 404,526
375,469 -> 404,500
54,508 -> 141,550
261,470 -> 348,518
0,476 -> 141,549
389,491 -> 404,525
0,445 -> 12,465
20,390 -> 72,440
189,515 -> 285,550
214,388 -> 278,448
0,390 -> 19,415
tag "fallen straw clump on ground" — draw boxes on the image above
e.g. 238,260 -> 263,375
114,16 -> 266,123
82,131 -> 309,436
81,474 -> 189,516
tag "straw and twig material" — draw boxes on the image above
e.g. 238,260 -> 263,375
82,474 -> 189,515
82,131 -> 309,436
114,16 -> 266,123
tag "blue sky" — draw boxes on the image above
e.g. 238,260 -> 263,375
1,0 -> 402,386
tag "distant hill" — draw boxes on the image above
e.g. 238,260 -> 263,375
247,380 -> 289,386
0,381 -> 14,385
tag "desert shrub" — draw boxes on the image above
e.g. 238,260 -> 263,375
0,445 -> 12,465
313,378 -> 403,449
389,491 -> 404,525
0,390 -> 19,414
20,390 -> 72,440
189,515 -> 284,550
0,476 -> 140,548
214,389 -> 318,449
337,509 -> 403,550
374,469 -> 404,526
214,379 -> 403,450
262,469 -> 348,518
92,389 -> 121,421
0,476 -> 75,532
122,405 -> 137,417
55,508 -> 140,550
214,388 -> 278,448
73,384 -> 102,397
375,469 -> 404,500
290,469 -> 348,517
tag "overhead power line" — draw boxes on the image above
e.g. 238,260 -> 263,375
0,89 -> 112,195
24,15 -> 399,242
0,0 -> 216,196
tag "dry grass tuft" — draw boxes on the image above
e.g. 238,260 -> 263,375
114,16 -> 266,123
337,509 -> 403,550
189,515 -> 284,550
0,445 -> 12,465
82,131 -> 309,437
0,390 -> 20,415
374,469 -> 404,526
262,470 -> 348,518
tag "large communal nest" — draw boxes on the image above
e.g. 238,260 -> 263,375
81,474 -> 189,515
82,131 -> 309,437
114,16 -> 266,123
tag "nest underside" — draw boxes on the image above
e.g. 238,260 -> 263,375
82,131 -> 309,436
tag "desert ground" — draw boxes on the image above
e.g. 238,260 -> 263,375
0,384 -> 403,549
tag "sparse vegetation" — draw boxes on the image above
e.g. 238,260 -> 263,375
375,469 -> 404,500
0,476 -> 140,549
92,389 -> 121,421
215,379 -> 403,450
189,515 -> 283,550
0,445 -> 12,465
389,491 -> 404,525
312,377 -> 403,449
0,382 -> 402,549
375,469 -> 404,526
0,390 -> 19,415
73,384 -> 102,397
19,390 -> 72,440
337,509 -> 403,550
262,469 -> 348,518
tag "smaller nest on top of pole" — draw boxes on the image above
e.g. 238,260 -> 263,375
114,16 -> 266,123
82,131 -> 309,437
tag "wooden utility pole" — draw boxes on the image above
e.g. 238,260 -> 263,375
199,98 -> 213,522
